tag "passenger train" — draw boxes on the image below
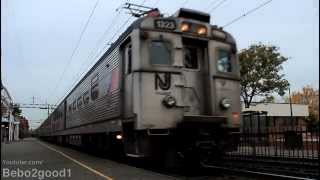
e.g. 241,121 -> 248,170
37,8 -> 241,167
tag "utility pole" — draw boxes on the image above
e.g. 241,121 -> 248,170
47,104 -> 50,117
288,86 -> 294,127
45,100 -> 50,117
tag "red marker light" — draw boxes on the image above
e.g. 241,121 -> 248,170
147,9 -> 160,17
232,112 -> 240,126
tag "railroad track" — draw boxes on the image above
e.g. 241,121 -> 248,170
201,160 -> 319,180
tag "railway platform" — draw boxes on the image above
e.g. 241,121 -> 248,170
2,138 -> 317,180
1,138 -> 178,180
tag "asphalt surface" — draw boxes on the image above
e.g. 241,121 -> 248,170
1,138 -> 254,180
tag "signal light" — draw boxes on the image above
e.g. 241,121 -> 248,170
180,23 -> 190,32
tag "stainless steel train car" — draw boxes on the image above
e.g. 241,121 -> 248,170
37,8 -> 241,166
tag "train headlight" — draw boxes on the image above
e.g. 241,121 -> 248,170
162,95 -> 176,108
220,98 -> 232,109
180,23 -> 190,32
116,134 -> 123,140
197,26 -> 207,35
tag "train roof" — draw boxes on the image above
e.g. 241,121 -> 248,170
173,8 -> 210,23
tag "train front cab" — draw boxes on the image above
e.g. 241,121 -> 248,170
121,9 -> 240,164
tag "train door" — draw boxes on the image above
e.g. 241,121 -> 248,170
182,39 -> 209,115
123,43 -> 134,118
208,41 -> 241,126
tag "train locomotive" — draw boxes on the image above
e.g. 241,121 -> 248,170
37,8 -> 241,167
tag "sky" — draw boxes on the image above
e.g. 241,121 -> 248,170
1,0 -> 319,129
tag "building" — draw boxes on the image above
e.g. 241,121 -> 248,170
1,83 -> 20,142
241,102 -> 313,148
18,116 -> 30,139
241,102 -> 309,130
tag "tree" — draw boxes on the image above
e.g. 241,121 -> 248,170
289,85 -> 319,128
259,95 -> 275,103
239,43 -> 289,108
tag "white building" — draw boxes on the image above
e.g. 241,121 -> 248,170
242,102 -> 309,117
241,102 -> 309,129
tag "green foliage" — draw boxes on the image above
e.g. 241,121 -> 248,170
259,95 -> 275,103
239,43 -> 289,108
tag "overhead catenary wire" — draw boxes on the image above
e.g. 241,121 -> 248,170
52,0 -> 147,107
93,16 -> 133,61
208,0 -> 227,13
49,0 -> 100,103
61,2 -> 126,104
92,0 -> 147,60
181,0 -> 189,7
205,0 -> 219,12
68,0 -> 142,93
78,0 -> 127,72
53,13 -> 130,106
222,0 -> 273,28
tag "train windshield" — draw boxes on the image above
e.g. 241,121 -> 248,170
184,47 -> 198,69
150,41 -> 172,65
217,49 -> 232,72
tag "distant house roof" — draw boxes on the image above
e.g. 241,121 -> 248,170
242,103 -> 309,117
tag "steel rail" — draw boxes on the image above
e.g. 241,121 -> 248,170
201,162 -> 317,180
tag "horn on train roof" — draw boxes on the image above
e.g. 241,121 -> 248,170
173,8 -> 210,23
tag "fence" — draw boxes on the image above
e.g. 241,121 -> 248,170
226,111 -> 319,162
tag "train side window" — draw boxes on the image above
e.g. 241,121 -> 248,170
183,47 -> 198,69
217,49 -> 232,72
83,91 -> 89,104
68,105 -> 72,112
91,74 -> 99,101
125,44 -> 132,74
150,41 -> 172,65
77,97 -> 83,108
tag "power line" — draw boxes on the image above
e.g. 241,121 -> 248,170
222,0 -> 273,28
52,2 -> 127,106
208,0 -> 227,13
67,10 -> 124,95
49,0 -> 100,103
181,0 -> 189,7
52,0 -> 146,107
205,0 -> 219,11
53,0 -> 148,107
93,0 -> 147,60
82,10 -> 122,66
79,0 -> 126,71
93,16 -> 133,61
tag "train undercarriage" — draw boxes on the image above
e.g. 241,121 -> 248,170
39,115 -> 239,169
